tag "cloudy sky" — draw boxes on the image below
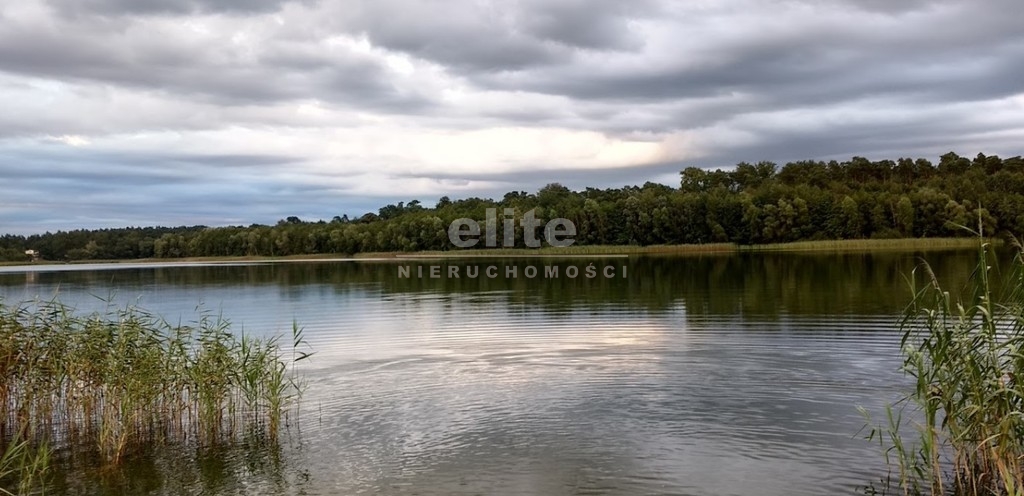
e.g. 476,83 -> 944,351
0,0 -> 1022,234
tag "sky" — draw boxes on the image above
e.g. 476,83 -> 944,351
0,0 -> 1022,234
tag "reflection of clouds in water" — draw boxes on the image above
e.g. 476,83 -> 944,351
302,309 -> 901,495
0,256 -> 972,494
304,290 -> 685,367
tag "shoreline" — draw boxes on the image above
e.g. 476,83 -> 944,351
0,237 -> 1001,269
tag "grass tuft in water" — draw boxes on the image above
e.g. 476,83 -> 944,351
0,432 -> 50,496
0,298 -> 313,487
862,231 -> 1024,495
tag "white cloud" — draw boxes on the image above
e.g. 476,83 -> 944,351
52,135 -> 91,146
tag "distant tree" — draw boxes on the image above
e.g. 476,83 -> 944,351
895,196 -> 914,237
3,152 -> 1020,258
357,213 -> 380,224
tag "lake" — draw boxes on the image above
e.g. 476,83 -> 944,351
0,250 -> 994,495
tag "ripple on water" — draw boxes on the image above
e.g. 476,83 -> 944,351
0,258 -> 934,495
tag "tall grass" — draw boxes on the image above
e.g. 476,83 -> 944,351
745,237 -> 999,253
863,235 -> 1024,495
388,243 -> 738,257
0,434 -> 50,495
0,299 -> 313,477
382,238 -> 989,258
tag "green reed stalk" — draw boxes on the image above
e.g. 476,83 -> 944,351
0,298 -> 313,478
863,233 -> 1024,496
0,429 -> 51,495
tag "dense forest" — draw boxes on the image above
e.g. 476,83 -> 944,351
2,151 -> 1022,262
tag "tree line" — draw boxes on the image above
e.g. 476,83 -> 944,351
2,151 -> 1022,262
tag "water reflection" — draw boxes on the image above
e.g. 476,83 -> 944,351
0,249 -> 1005,495
0,250 -> 995,319
36,436 -> 310,496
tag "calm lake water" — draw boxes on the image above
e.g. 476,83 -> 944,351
0,250 -> 1000,495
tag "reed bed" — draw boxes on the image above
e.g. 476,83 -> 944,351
863,236 -> 1024,496
385,243 -> 738,257
0,300 -> 312,472
382,238 -> 989,258
0,434 -> 49,496
745,237 -> 1000,253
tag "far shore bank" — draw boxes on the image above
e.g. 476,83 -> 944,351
0,237 -> 1003,269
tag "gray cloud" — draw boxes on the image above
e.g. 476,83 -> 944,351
328,0 -> 661,72
516,0 -> 657,51
46,0 -> 300,16
0,12 -> 433,111
478,1 -> 1023,106
0,147 -> 333,233
829,0 -> 961,14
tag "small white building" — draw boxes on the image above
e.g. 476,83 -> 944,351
25,249 -> 40,261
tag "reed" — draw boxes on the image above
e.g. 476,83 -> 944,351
862,234 -> 1024,495
0,433 -> 51,496
379,238 -> 990,258
744,237 -> 1000,253
0,299 -> 313,477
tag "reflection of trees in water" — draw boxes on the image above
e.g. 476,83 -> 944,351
4,250 -> 1006,319
43,434 -> 310,495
